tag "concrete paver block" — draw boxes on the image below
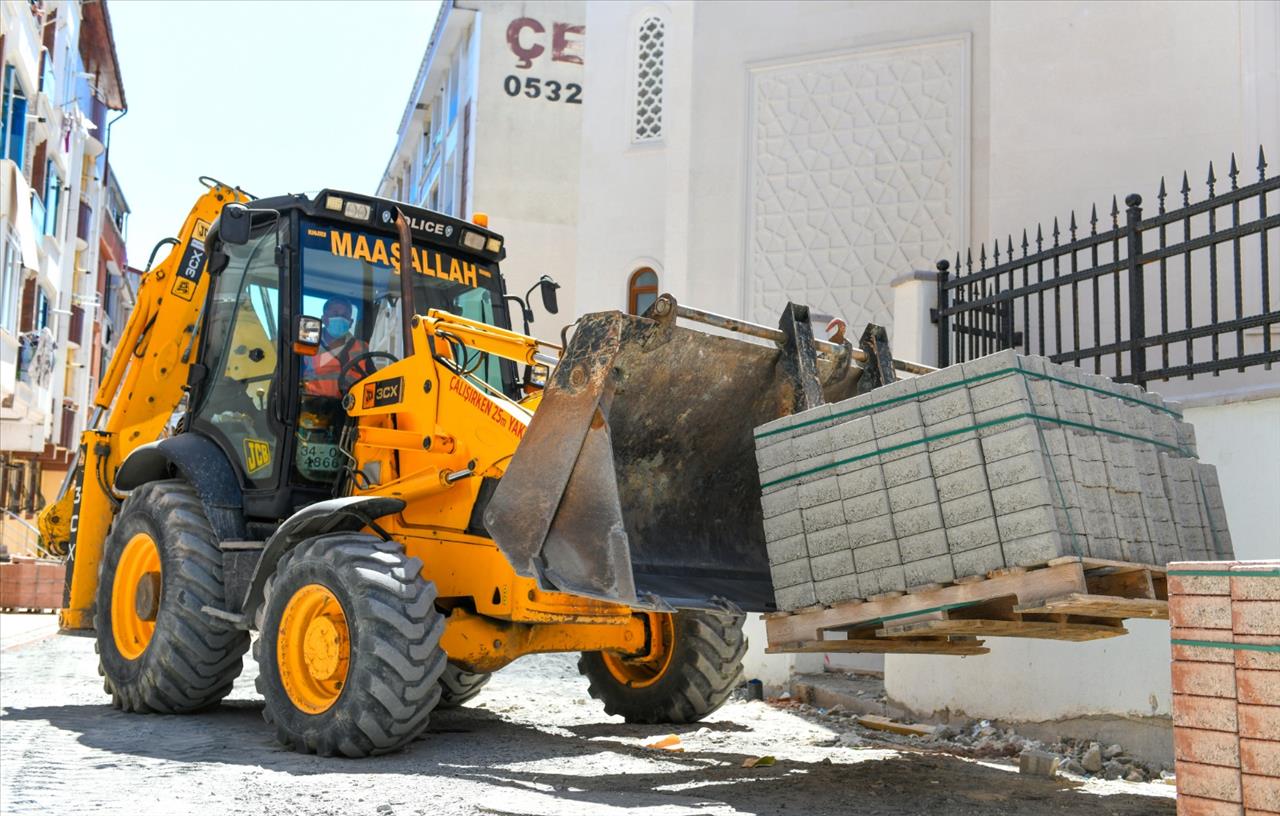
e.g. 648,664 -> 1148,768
810,549 -> 856,581
854,540 -> 902,573
769,558 -> 814,590
898,529 -> 949,563
801,501 -> 846,534
814,573 -> 861,605
766,533 -> 809,566
773,582 -> 817,611
904,554 -> 955,587
805,524 -> 852,557
888,477 -> 938,513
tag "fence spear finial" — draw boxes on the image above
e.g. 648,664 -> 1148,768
1229,153 -> 1239,190
1069,210 -> 1077,240
1258,145 -> 1268,180
980,242 -> 988,268
1158,177 -> 1167,214
1207,161 -> 1217,197
1181,171 -> 1191,206
1052,217 -> 1060,246
1110,195 -> 1120,227
1007,234 -> 1015,261
965,248 -> 973,273
1025,227 -> 1033,255
1090,203 -> 1098,235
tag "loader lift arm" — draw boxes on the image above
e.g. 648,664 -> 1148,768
38,179 -> 251,631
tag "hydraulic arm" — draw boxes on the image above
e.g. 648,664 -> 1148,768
39,180 -> 250,630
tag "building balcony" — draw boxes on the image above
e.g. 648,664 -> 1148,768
67,306 -> 85,348
76,201 -> 93,244
58,400 -> 79,449
4,4 -> 43,93
100,213 -> 127,267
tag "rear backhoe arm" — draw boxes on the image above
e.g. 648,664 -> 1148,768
39,180 -> 251,630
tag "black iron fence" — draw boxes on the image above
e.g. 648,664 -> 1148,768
935,147 -> 1280,387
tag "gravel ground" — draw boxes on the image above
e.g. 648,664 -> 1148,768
0,613 -> 1174,815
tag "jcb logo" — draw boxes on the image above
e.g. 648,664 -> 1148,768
192,219 -> 211,242
244,439 -> 271,474
362,377 -> 403,409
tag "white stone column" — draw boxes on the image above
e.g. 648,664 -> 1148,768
889,269 -> 940,367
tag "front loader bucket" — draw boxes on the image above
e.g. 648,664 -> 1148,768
484,295 -> 883,613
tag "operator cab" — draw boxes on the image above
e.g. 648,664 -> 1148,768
185,190 -> 555,529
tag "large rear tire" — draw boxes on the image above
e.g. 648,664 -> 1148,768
578,610 -> 746,724
436,662 -> 491,709
94,479 -> 249,713
254,533 -> 447,757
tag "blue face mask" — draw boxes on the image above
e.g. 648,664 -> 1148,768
325,317 -> 352,337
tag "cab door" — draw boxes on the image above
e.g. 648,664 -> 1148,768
189,225 -> 285,490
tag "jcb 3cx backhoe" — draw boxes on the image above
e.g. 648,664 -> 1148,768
40,179 -> 914,757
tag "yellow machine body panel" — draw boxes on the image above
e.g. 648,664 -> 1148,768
340,311 -> 650,672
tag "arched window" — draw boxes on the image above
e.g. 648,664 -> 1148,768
633,15 -> 665,143
628,268 -> 659,315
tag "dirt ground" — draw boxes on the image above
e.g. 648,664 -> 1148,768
0,613 -> 1173,816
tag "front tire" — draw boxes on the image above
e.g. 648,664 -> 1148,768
578,610 -> 746,724
254,533 -> 447,757
94,479 -> 249,713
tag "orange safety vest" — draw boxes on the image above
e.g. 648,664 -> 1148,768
302,337 -> 368,398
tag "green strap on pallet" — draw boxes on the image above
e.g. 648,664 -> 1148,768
1171,638 -> 1280,654
753,363 -> 1182,442
1167,569 -> 1280,578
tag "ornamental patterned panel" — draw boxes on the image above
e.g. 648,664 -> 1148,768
747,39 -> 968,330
634,16 -> 666,142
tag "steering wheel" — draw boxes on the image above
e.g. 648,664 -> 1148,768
338,351 -> 400,394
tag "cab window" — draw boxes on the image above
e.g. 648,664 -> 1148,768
292,221 -> 511,487
191,227 -> 281,488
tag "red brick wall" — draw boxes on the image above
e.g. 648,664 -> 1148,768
1170,561 -> 1280,816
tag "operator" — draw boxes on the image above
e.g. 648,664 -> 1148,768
301,297 -> 368,398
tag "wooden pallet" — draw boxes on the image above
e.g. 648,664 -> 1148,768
764,557 -> 1167,656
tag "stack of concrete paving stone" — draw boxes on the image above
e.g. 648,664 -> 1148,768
755,349 -> 1234,611
1168,561 -> 1279,815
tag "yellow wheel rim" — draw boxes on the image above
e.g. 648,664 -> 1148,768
111,532 -> 161,660
277,583 -> 351,714
602,613 -> 675,689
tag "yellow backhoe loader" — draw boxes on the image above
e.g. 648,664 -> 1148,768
40,179 -> 911,757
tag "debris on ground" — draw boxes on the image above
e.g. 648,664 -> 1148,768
770,686 -> 1167,784
854,714 -> 937,738
643,733 -> 683,751
742,755 -> 776,768
1019,749 -> 1060,778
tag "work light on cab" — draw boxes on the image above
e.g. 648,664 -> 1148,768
461,230 -> 487,252
343,201 -> 372,221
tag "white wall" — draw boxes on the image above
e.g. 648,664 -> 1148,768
884,1 -> 1279,723
472,0 -> 586,334
576,1 -> 992,319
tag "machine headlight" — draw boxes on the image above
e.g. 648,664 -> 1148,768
343,201 -> 372,221
485,237 -> 503,254
461,230 -> 487,252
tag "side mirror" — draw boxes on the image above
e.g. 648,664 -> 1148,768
294,315 -> 321,356
220,203 -> 253,246
538,276 -> 560,315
